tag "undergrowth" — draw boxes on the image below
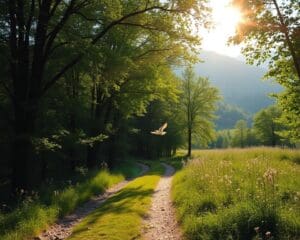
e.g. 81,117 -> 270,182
0,160 -> 141,240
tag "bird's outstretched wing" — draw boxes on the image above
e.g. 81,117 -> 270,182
159,122 -> 168,131
151,131 -> 159,135
151,123 -> 167,136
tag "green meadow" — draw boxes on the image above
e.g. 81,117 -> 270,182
172,148 -> 300,240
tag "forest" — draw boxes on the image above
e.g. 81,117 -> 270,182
0,0 -> 299,240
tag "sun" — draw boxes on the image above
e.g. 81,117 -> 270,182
200,0 -> 243,57
214,5 -> 242,34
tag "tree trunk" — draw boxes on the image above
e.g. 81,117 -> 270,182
187,126 -> 192,157
11,103 -> 38,192
272,0 -> 300,80
86,144 -> 98,169
271,124 -> 276,147
86,98 -> 112,169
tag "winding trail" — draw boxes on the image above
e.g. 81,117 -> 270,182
35,163 -> 149,240
142,163 -> 183,240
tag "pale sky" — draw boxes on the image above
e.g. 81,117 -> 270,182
200,0 -> 242,57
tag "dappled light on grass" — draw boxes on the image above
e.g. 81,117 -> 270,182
0,169 -> 125,240
67,162 -> 164,240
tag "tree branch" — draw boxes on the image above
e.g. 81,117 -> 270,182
118,22 -> 164,32
47,41 -> 70,57
44,0 -> 76,58
74,11 -> 104,25
134,48 -> 172,59
272,0 -> 300,80
42,54 -> 82,95
44,4 -> 183,93
49,0 -> 63,18
25,0 -> 35,40
92,5 -> 184,44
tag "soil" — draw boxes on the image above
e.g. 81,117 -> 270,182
142,163 -> 183,240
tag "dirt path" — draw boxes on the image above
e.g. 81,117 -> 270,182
35,163 -> 149,240
142,163 -> 183,240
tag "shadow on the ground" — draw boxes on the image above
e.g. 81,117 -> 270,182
161,155 -> 189,170
69,176 -> 159,238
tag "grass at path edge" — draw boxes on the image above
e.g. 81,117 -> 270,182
67,161 -> 164,240
0,160 -> 141,240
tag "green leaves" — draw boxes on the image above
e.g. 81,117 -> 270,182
180,67 -> 220,147
79,134 -> 108,147
231,0 -> 300,143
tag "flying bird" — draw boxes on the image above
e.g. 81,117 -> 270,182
151,122 -> 168,136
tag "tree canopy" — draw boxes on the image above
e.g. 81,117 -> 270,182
231,0 -> 300,142
180,67 -> 220,156
0,0 -> 211,193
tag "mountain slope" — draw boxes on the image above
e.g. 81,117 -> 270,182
194,51 -> 282,113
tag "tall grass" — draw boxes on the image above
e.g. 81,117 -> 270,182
172,148 -> 300,240
0,161 -> 141,240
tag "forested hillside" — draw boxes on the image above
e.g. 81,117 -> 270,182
195,51 -> 282,113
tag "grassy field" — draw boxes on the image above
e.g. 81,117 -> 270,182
0,160 -> 141,240
67,161 -> 164,240
172,147 -> 300,240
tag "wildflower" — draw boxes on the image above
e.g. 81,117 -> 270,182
265,231 -> 271,238
100,161 -> 108,169
263,168 -> 277,184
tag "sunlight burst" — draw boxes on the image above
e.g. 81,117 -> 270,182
200,0 -> 243,57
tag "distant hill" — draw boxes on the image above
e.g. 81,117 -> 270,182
194,51 -> 282,113
215,102 -> 251,130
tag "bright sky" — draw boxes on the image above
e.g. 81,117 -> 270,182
200,0 -> 242,57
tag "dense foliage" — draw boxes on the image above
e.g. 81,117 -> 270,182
210,104 -> 294,148
231,0 -> 300,143
0,0 -> 211,196
181,67 -> 220,156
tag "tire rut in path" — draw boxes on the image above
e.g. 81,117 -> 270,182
142,163 -> 182,240
35,163 -> 149,240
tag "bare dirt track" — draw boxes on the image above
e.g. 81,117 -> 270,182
142,163 -> 183,240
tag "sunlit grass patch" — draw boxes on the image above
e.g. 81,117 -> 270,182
67,162 -> 164,240
172,147 -> 300,240
0,160 -> 141,240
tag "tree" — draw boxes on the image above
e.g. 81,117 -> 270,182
0,0 -> 210,191
231,0 -> 300,142
180,67 -> 219,157
211,130 -> 231,148
232,119 -> 248,148
253,105 -> 286,146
